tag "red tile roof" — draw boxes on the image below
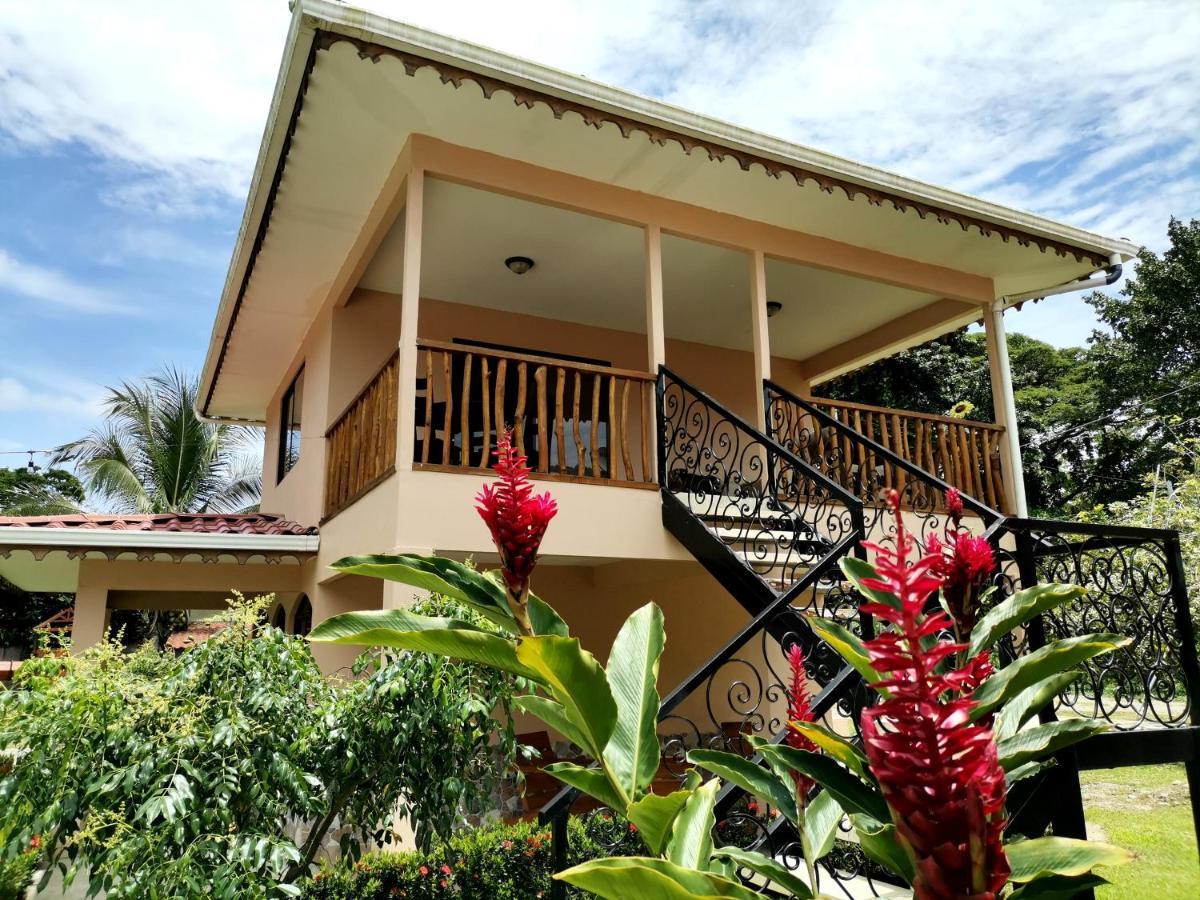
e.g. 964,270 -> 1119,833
0,512 -> 316,536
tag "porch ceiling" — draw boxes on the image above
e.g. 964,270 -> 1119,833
201,2 -> 1137,420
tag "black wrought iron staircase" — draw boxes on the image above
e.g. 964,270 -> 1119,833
538,368 -> 1200,900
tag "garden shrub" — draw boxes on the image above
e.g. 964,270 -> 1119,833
301,815 -> 644,900
0,593 -> 520,897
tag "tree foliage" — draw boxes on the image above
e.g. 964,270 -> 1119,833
0,467 -> 84,517
0,594 -> 518,898
52,368 -> 261,514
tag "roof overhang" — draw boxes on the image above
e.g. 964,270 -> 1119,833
200,0 -> 1140,420
0,529 -> 318,593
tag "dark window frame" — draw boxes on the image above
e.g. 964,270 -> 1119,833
277,366 -> 304,484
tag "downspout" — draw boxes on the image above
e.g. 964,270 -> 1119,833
990,253 -> 1123,517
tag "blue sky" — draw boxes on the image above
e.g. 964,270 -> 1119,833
2,0 -> 1198,469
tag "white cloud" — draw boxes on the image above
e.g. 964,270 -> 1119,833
0,369 -> 106,421
0,248 -> 130,313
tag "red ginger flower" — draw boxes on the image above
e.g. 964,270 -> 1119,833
784,643 -> 818,799
476,429 -> 557,629
927,489 -> 996,637
945,487 -> 965,525
858,491 -> 1009,899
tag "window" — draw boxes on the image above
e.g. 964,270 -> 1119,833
271,605 -> 286,631
292,595 -> 312,638
277,367 -> 304,482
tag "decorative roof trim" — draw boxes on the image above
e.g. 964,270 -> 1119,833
322,32 -> 1108,268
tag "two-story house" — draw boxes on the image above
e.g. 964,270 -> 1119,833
0,0 -> 1135,694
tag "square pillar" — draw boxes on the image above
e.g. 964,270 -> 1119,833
984,304 -> 1028,516
645,224 -> 666,481
395,170 -> 425,473
71,582 -> 109,652
749,249 -> 771,429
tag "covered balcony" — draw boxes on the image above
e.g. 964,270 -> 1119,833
318,162 -> 1015,525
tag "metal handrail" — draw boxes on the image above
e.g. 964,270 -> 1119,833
661,366 -> 865,515
764,379 -> 1002,524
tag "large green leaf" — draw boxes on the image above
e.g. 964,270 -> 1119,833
1006,759 -> 1057,786
527,592 -> 569,637
308,609 -> 543,682
554,856 -> 762,900
801,789 -> 843,861
512,695 -> 590,754
543,762 -> 627,813
758,745 -> 889,822
1008,874 -> 1109,899
994,672 -> 1081,741
807,617 -> 884,690
970,634 -> 1130,722
667,777 -> 719,869
710,847 -> 813,899
687,749 -> 796,825
789,721 -> 869,780
841,556 -> 901,610
329,553 -> 517,631
968,584 -> 1087,657
516,636 -> 617,764
1005,837 -> 1132,882
604,604 -> 666,800
997,719 -> 1108,771
627,772 -> 702,856
851,814 -> 914,882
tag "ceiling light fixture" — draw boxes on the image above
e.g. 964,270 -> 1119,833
505,255 -> 535,275
766,300 -> 783,318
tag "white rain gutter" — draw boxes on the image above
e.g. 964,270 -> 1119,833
0,529 -> 319,555
989,252 -> 1124,516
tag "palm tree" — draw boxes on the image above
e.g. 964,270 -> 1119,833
54,368 -> 261,514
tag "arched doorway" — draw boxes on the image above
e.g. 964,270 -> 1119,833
292,595 -> 312,638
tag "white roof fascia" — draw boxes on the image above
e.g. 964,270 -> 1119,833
0,529 -> 319,555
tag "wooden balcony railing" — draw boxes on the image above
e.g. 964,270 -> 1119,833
323,352 -> 398,519
414,340 -> 656,488
806,397 -> 1008,512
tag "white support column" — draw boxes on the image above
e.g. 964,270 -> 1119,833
749,249 -> 771,429
395,170 -> 425,473
984,303 -> 1028,516
645,225 -> 666,482
645,225 -> 666,370
71,582 -> 109,652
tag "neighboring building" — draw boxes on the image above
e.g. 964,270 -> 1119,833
0,0 -> 1136,685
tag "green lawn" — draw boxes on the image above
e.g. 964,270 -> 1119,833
1081,764 -> 1199,898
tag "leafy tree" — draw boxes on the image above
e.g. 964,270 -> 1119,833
0,594 -> 518,897
0,467 -> 84,516
1078,217 -> 1200,505
52,368 -> 261,514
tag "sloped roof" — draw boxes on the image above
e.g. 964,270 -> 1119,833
0,513 -> 316,536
